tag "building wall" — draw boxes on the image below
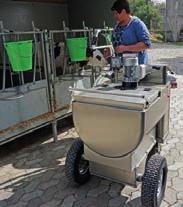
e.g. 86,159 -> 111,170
166,0 -> 183,41
0,1 -> 68,31
67,0 -> 115,28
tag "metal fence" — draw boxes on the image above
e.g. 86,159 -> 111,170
0,21 -> 113,145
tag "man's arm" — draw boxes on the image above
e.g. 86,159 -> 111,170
115,19 -> 151,54
115,41 -> 148,53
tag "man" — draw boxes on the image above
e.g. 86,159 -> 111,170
111,0 -> 151,64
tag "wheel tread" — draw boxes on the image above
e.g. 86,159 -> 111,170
141,153 -> 168,207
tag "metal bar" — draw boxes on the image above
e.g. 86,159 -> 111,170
41,32 -> 48,81
49,29 -> 92,35
0,21 -> 7,91
2,51 -> 6,90
52,120 -> 58,142
0,31 -> 42,35
50,33 -> 57,79
10,69 -> 14,88
44,31 -> 55,113
33,39 -> 37,83
8,34 -> 14,87
82,21 -> 87,37
17,33 -> 25,85
0,112 -> 72,146
44,31 -> 58,143
37,37 -> 42,80
32,22 -> 42,80
94,28 -> 113,32
18,73 -> 21,85
63,21 -> 68,76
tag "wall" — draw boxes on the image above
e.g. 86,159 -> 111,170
67,0 -> 115,28
0,1 -> 68,31
166,0 -> 183,41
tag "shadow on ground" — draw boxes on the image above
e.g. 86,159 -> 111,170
0,117 -> 143,207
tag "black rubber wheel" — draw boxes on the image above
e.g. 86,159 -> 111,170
141,154 -> 168,207
65,138 -> 90,185
146,143 -> 160,166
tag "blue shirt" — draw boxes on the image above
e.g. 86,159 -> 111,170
112,17 -> 151,64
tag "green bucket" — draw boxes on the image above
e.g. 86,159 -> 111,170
4,40 -> 33,72
66,37 -> 87,61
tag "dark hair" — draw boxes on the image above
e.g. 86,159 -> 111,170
111,0 -> 130,14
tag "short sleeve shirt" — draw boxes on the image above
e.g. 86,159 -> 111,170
112,16 -> 151,64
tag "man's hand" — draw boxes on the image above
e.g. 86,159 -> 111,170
115,45 -> 128,53
115,42 -> 148,54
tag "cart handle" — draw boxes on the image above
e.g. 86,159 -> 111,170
69,87 -> 145,98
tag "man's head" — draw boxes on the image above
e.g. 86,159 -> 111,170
111,0 -> 131,24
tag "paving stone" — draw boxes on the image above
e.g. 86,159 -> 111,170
60,195 -> 76,207
8,201 -> 27,207
74,184 -> 92,200
108,196 -> 127,207
26,197 -> 42,207
55,178 -> 69,191
87,185 -> 109,197
121,186 -> 138,197
179,168 -> 183,178
175,143 -> 183,151
162,145 -> 173,152
73,197 -> 98,207
170,149 -> 180,160
98,193 -> 111,207
21,190 -> 43,202
176,155 -> 183,162
87,176 -> 101,189
167,138 -> 180,144
54,186 -> 77,201
0,190 -> 14,201
170,201 -> 183,207
40,199 -> 61,207
172,177 -> 183,191
169,165 -> 179,171
130,191 -> 141,200
108,183 -> 124,198
25,158 -> 43,167
0,200 -> 8,207
166,155 -> 175,166
25,179 -> 40,193
100,179 -> 112,186
39,179 -> 59,190
15,158 -> 27,168
39,170 -> 55,183
161,200 -> 169,207
52,144 -> 66,151
168,171 -> 178,181
125,197 -> 142,207
52,171 -> 64,180
1,45 -> 183,207
164,187 -> 177,205
177,192 -> 183,200
16,152 -> 30,160
7,188 -> 25,205
175,162 -> 183,169
41,186 -> 58,203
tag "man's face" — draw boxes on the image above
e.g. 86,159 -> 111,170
113,9 -> 125,23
